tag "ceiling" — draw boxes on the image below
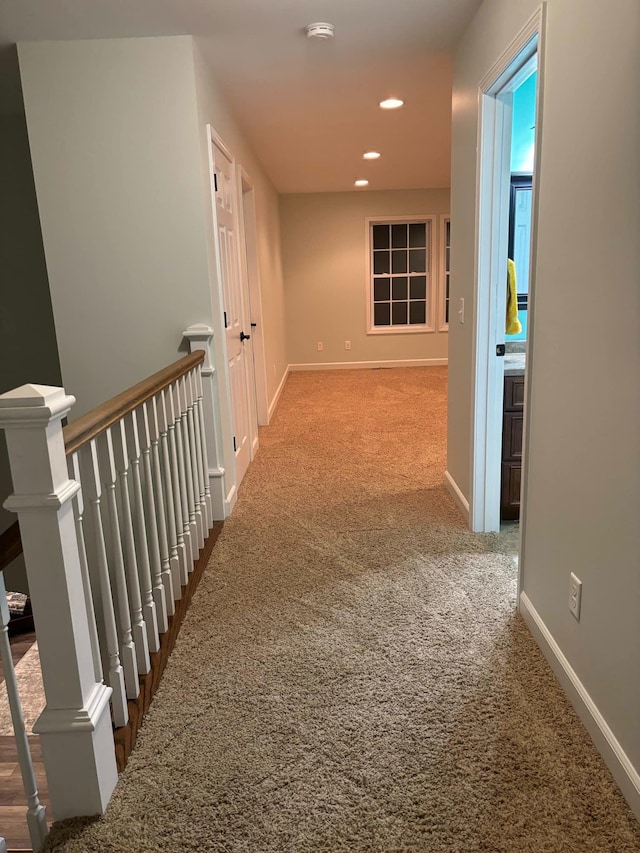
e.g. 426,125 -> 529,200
0,0 -> 483,193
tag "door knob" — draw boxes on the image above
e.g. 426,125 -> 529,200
240,331 -> 251,342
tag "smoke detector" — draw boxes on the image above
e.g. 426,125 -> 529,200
305,22 -> 335,40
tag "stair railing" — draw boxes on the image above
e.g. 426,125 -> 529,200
0,333 -> 219,827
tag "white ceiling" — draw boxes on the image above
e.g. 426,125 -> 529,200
0,0 -> 483,193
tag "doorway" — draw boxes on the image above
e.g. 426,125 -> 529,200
470,7 -> 545,556
238,170 -> 269,431
207,129 -> 258,492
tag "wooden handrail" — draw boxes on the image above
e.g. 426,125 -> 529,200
0,352 -> 205,569
0,522 -> 22,572
63,351 -> 205,456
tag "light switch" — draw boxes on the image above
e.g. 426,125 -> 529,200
458,297 -> 465,324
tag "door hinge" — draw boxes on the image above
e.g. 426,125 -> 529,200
214,173 -> 218,192
224,311 -> 228,328
233,436 -> 237,452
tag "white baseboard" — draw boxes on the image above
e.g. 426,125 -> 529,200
444,470 -> 470,524
289,358 -> 448,371
519,592 -> 640,821
267,366 -> 290,422
224,484 -> 237,519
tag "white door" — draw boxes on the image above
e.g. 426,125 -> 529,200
211,140 -> 252,486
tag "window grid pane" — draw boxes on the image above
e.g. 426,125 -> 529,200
371,220 -> 430,329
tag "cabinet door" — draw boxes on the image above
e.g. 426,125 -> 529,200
504,375 -> 525,410
501,462 -> 522,520
503,412 -> 523,460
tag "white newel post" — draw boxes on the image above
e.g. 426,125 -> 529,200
183,324 -> 227,520
0,385 -> 118,820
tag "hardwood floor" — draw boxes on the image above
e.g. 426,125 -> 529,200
0,629 -> 49,852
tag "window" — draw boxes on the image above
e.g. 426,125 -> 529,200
366,217 -> 435,334
438,215 -> 451,330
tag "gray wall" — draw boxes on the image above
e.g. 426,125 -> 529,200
0,104 -> 61,592
18,37 -> 214,418
449,0 -> 640,802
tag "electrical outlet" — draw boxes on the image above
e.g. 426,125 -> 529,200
344,340 -> 351,351
317,341 -> 324,352
569,572 -> 582,621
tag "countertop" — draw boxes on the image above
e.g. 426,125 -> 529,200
504,352 -> 526,376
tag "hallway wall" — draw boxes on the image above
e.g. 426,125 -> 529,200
18,36 -> 212,418
449,0 -> 640,814
0,107 -> 62,593
281,188 -> 449,367
191,41 -> 288,407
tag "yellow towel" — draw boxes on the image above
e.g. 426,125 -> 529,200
506,258 -> 522,335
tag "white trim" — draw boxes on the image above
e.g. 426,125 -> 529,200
290,359 -> 448,371
224,484 -> 237,518
469,5 -> 545,534
520,592 -> 640,821
268,366 -> 290,421
438,214 -> 451,332
205,124 -> 237,509
238,167 -> 269,431
34,682 -> 112,734
365,215 -> 436,335
444,470 -> 469,523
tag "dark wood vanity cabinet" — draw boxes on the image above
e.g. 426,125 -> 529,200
501,374 -> 525,520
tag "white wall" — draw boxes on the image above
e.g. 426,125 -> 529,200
281,189 -> 449,366
449,0 -> 640,811
0,110 -> 62,593
18,37 -> 213,418
191,41 -> 288,405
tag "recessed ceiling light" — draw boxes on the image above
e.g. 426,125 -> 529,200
354,179 -> 369,187
363,151 -> 381,160
305,22 -> 335,39
379,98 -> 404,110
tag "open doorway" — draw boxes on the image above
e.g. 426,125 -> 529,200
470,8 -> 545,547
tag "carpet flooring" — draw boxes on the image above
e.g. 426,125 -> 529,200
43,368 -> 640,852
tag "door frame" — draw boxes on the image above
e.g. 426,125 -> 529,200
206,125 -> 237,515
470,3 -> 546,559
237,168 -> 269,430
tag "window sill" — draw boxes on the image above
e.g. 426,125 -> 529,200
367,325 -> 435,336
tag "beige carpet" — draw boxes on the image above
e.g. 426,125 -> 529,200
44,368 -> 640,852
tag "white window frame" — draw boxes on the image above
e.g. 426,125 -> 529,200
438,214 -> 451,331
365,215 -> 436,335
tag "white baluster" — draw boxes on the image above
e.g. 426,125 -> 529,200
135,405 -> 170,634
185,371 -> 205,548
0,384 -> 118,818
0,574 -> 48,852
69,452 -> 104,684
146,398 -> 175,616
110,420 -> 151,675
183,324 -> 226,520
96,429 -> 139,700
155,391 -> 181,598
172,382 -> 195,566
79,440 -> 129,726
178,376 -> 199,561
193,365 -> 213,530
123,411 -> 160,654
163,385 -> 189,586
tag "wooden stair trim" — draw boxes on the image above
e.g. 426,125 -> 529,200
113,521 -> 223,773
